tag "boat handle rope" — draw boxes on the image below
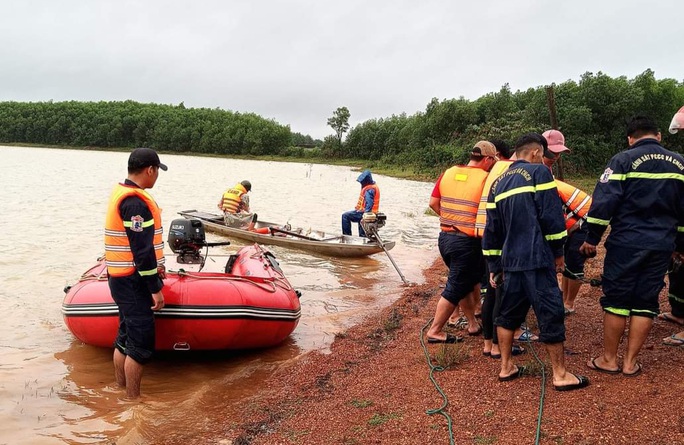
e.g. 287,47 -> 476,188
175,270 -> 283,293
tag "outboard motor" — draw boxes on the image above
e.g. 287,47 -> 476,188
360,212 -> 387,240
168,218 -> 207,264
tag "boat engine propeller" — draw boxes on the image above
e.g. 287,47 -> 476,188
168,218 -> 231,265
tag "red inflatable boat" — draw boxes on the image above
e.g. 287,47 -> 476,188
62,235 -> 301,351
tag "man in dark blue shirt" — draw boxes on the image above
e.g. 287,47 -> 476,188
581,116 -> 684,376
484,133 -> 589,391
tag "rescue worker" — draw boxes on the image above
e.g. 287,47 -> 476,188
541,130 -> 593,315
483,133 -> 589,390
218,180 -> 254,228
105,147 -> 167,399
556,179 -> 592,315
342,170 -> 379,237
580,116 -> 684,375
660,106 -> 684,347
425,141 -> 498,343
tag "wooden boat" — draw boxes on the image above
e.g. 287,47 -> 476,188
178,210 -> 395,258
62,243 -> 301,351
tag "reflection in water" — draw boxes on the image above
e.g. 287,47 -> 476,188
0,146 -> 438,444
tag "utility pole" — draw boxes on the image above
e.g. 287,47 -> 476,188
546,85 -> 565,180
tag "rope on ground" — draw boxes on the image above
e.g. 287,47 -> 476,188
420,318 -> 456,445
520,318 -> 546,445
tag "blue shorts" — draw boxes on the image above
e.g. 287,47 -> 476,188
496,268 -> 565,344
438,232 -> 484,305
108,275 -> 156,364
600,244 -> 670,318
562,225 -> 587,279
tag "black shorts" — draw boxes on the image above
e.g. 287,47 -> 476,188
108,275 -> 156,364
600,245 -> 670,318
496,268 -> 565,344
438,232 -> 484,305
668,265 -> 684,318
562,225 -> 587,279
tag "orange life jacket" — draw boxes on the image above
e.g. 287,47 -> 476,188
104,183 -> 165,277
438,165 -> 489,237
555,179 -> 592,230
221,183 -> 247,214
474,160 -> 513,238
355,184 -> 380,212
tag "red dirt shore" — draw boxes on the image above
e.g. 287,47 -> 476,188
179,248 -> 683,445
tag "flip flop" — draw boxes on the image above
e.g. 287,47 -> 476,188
657,313 -> 684,326
622,363 -> 642,377
427,333 -> 463,344
514,330 -> 539,342
587,357 -> 620,374
564,308 -> 576,316
554,374 -> 590,391
467,324 -> 483,336
498,365 -> 526,382
662,334 -> 684,346
490,345 -> 525,359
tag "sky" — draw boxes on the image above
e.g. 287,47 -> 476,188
1,0 -> 682,140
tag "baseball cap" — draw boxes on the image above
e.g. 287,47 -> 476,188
472,140 -> 497,158
542,130 -> 570,153
128,147 -> 168,171
669,105 -> 684,134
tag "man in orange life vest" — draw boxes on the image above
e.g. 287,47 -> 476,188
542,130 -> 593,315
218,180 -> 254,228
425,141 -> 498,343
342,170 -> 379,237
105,147 -> 167,399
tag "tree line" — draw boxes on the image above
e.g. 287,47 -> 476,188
327,69 -> 684,176
0,100 -> 296,156
1,70 -> 682,176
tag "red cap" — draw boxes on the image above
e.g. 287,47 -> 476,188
542,129 -> 570,154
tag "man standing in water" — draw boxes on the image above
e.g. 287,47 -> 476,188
105,148 -> 167,399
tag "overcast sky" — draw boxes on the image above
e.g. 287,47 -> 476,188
1,1 -> 681,139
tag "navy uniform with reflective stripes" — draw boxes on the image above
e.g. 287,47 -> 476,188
585,138 -> 684,317
483,160 -> 567,343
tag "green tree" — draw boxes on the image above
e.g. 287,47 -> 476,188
327,106 -> 350,144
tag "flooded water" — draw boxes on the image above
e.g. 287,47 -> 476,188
0,146 -> 439,444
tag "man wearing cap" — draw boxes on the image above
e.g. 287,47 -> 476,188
105,147 -> 167,399
342,169 -> 379,237
580,116 -> 684,375
218,180 -> 254,228
483,134 -> 589,390
542,129 -> 593,316
425,141 -> 498,343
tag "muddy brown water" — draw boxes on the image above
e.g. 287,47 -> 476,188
0,146 -> 439,444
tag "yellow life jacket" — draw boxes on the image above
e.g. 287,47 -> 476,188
474,160 -> 513,238
355,184 -> 380,212
104,183 -> 165,277
221,183 -> 247,214
439,166 -> 489,237
555,179 -> 592,230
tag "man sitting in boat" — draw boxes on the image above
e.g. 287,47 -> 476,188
218,180 -> 255,228
342,169 -> 380,237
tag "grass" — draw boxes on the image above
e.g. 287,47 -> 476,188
350,399 -> 373,409
433,342 -> 470,369
367,412 -> 401,426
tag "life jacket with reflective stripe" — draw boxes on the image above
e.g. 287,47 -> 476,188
555,179 -> 592,231
439,166 -> 489,237
222,183 -> 247,214
104,183 -> 165,277
355,184 -> 380,212
475,160 -> 513,238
